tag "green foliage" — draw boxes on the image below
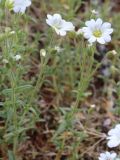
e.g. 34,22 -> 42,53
0,0 -> 120,160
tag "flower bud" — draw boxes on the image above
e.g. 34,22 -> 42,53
40,49 -> 46,57
106,50 -> 118,60
110,65 -> 119,78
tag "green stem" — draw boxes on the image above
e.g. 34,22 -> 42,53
21,32 -> 55,119
10,72 -> 18,158
74,45 -> 96,113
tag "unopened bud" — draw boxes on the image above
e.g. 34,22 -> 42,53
40,49 -> 46,57
112,50 -> 117,55
106,50 -> 118,60
110,65 -> 119,78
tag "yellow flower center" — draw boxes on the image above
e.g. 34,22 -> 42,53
93,30 -> 102,37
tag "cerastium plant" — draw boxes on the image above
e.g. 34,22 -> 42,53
45,13 -> 114,159
0,0 -> 42,159
0,1 -> 58,159
0,0 -> 117,160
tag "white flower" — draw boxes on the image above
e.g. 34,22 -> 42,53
46,13 -> 75,36
107,124 -> 120,148
13,54 -> 21,61
13,0 -> 31,13
99,152 -> 117,160
81,18 -> 113,44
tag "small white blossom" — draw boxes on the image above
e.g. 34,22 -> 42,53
107,124 -> 120,148
99,152 -> 117,160
12,0 -> 31,13
46,13 -> 75,36
81,18 -> 113,44
13,54 -> 21,61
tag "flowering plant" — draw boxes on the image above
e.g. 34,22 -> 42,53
1,0 -> 120,160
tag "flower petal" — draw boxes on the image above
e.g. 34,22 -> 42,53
116,124 -> 120,128
47,14 -> 52,20
105,28 -> 113,34
82,27 -> 91,33
97,37 -> 105,44
99,151 -> 117,160
102,22 -> 111,29
53,14 -> 62,19
95,18 -> 103,28
62,21 -> 75,31
46,19 -> 52,26
107,137 -> 120,148
88,36 -> 96,43
84,32 -> 92,39
103,34 -> 111,42
59,30 -> 66,36
111,153 -> 117,159
13,0 -> 31,13
108,128 -> 118,136
85,19 -> 96,29
82,27 -> 92,38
